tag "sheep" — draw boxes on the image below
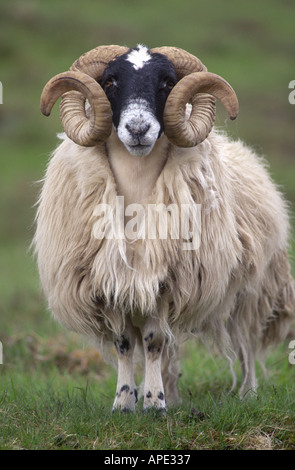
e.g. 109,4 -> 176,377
34,44 -> 295,413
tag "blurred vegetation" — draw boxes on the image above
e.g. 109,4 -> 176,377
0,0 -> 295,449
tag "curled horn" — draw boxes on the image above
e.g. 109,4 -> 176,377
40,45 -> 128,146
151,47 -> 239,147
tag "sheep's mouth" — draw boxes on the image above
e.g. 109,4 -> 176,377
126,143 -> 154,157
130,143 -> 150,149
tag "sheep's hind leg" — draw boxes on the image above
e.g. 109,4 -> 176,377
238,345 -> 257,399
112,317 -> 138,413
161,344 -> 182,408
142,318 -> 166,414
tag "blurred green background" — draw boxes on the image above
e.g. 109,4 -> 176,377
0,0 -> 294,338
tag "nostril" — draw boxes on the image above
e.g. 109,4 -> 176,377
141,124 -> 151,136
125,123 -> 134,135
126,123 -> 151,138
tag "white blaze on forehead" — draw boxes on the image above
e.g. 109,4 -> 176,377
126,45 -> 151,70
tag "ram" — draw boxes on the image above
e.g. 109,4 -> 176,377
34,44 -> 295,412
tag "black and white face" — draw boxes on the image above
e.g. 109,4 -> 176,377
101,45 -> 177,157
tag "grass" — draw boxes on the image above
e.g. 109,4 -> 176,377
0,0 -> 295,451
1,335 -> 295,450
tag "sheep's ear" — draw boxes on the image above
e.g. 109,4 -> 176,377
40,71 -> 113,146
163,72 -> 238,147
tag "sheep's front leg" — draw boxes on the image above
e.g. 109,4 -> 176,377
112,317 -> 138,413
142,318 -> 166,413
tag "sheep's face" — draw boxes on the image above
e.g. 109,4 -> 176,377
101,45 -> 177,157
41,45 -> 238,149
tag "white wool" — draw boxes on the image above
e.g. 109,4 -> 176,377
33,128 -> 295,402
126,44 -> 151,70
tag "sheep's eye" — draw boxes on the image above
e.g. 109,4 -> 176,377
166,80 -> 175,90
161,79 -> 175,91
104,78 -> 117,89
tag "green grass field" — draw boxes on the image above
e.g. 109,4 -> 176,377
0,0 -> 295,450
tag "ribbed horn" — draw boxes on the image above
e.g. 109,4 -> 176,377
151,46 -> 208,77
41,71 -> 113,145
151,46 -> 238,147
40,45 -> 128,146
164,71 -> 239,147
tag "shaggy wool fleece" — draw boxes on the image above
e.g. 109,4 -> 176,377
33,129 -> 295,372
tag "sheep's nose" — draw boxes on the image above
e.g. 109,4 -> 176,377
126,123 -> 151,139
